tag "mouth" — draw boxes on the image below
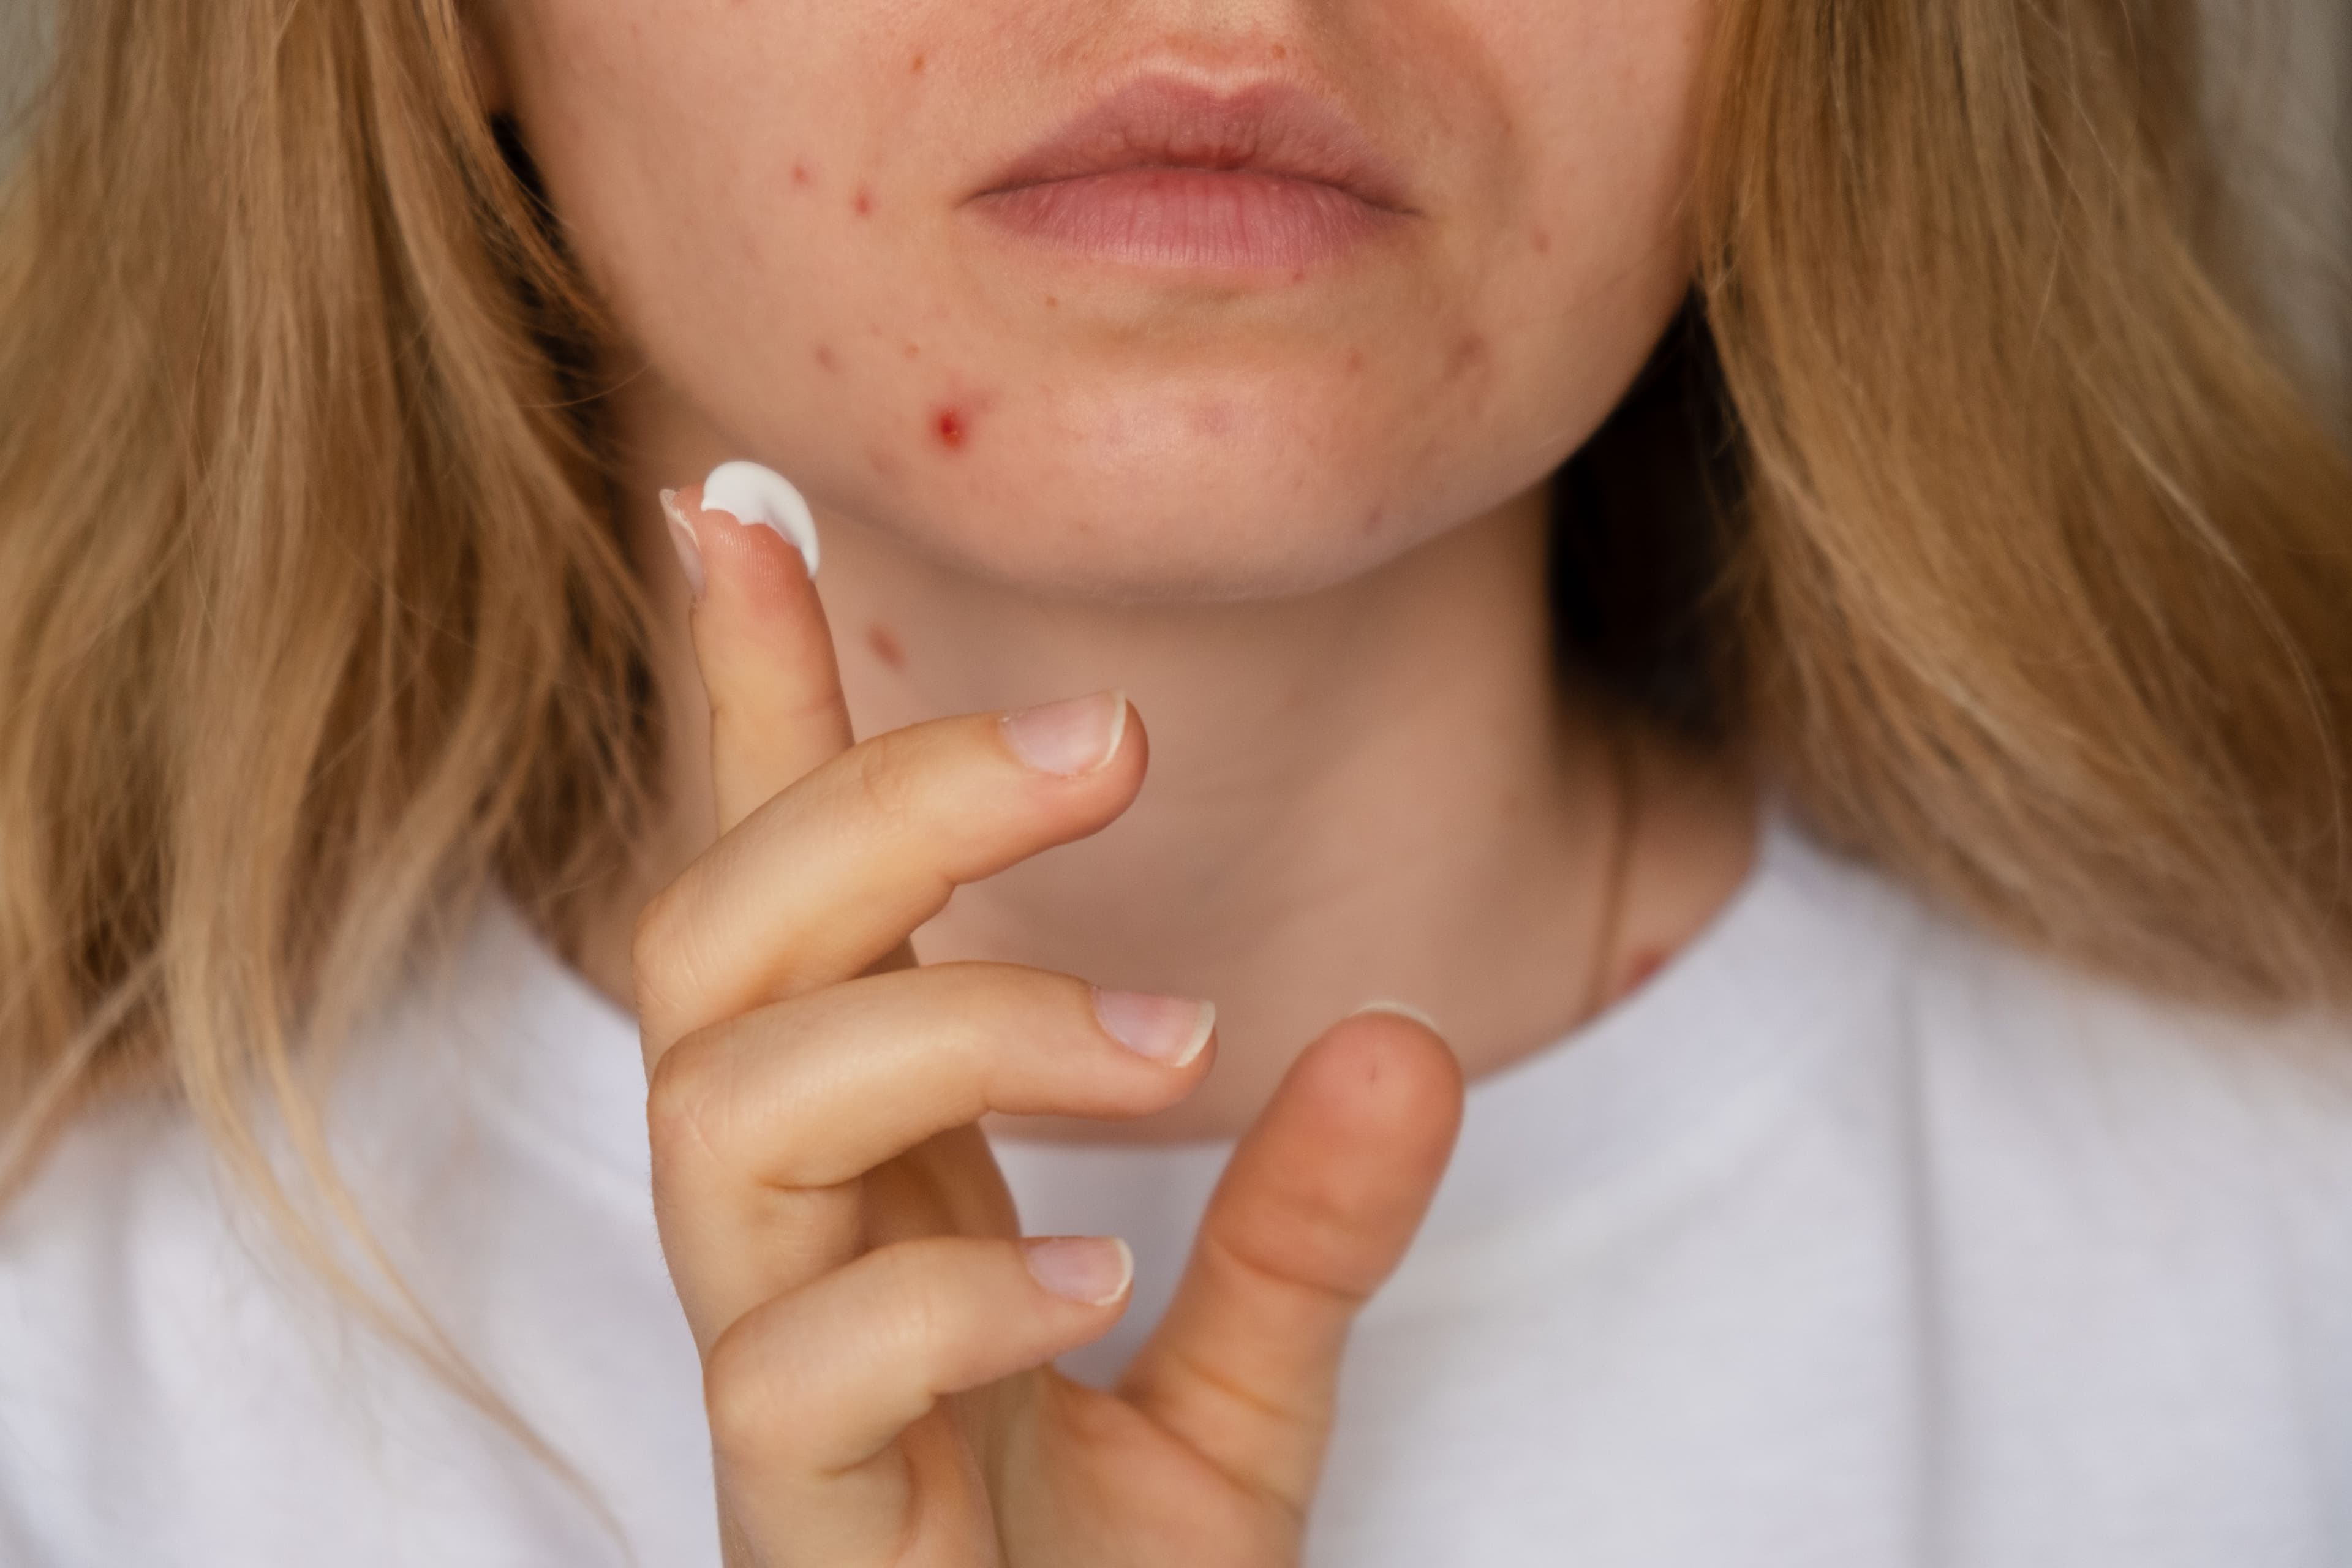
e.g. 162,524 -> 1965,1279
964,76 -> 1417,271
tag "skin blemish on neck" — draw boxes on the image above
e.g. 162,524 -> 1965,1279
866,622 -> 909,671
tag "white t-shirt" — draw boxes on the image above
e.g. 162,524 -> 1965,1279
4,817 -> 2350,1566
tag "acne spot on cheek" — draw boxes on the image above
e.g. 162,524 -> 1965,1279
791,162 -> 813,188
813,344 -> 838,372
934,407 -> 970,450
866,622 -> 909,671
1044,295 -> 1059,309
1344,349 -> 1365,377
853,186 -> 874,217
903,341 -> 922,360
1531,227 -> 1552,255
909,51 -> 927,74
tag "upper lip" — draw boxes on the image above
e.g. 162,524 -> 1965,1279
970,75 -> 1415,214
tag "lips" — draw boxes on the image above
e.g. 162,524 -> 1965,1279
965,76 -> 1415,271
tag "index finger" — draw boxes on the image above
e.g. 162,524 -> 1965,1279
660,462 -> 849,833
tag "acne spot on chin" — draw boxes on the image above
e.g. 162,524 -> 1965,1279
853,186 -> 875,217
1447,333 -> 1490,378
1189,401 -> 1235,437
866,622 -> 909,671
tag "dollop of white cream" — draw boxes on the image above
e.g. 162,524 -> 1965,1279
701,461 -> 821,578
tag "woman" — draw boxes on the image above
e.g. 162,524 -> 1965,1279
2,0 -> 2349,1562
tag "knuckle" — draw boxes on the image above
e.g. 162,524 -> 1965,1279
703,1310 -> 792,1460
629,881 -> 698,1010
842,734 -> 924,835
644,1032 -> 734,1174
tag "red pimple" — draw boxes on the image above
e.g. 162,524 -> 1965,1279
853,186 -> 874,216
791,162 -> 812,187
866,622 -> 909,671
934,407 -> 968,449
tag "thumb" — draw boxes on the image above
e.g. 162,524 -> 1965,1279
661,461 -> 850,835
1115,1008 -> 1463,1519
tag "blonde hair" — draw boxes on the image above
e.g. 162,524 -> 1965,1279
0,0 -> 2346,1490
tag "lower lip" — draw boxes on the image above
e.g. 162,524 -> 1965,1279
968,168 -> 1404,271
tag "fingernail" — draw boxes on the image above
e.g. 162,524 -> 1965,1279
1022,1236 -> 1133,1306
658,489 -> 706,601
1000,689 -> 1128,777
700,460 -> 821,578
1093,989 -> 1215,1066
1350,998 -> 1441,1031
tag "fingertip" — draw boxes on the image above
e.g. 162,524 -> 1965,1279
702,459 -> 821,578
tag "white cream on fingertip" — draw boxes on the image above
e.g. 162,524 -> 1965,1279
699,460 -> 821,578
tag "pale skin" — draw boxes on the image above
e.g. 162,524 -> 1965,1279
471,1 -> 1757,1560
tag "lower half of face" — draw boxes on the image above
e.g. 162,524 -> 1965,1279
503,0 -> 1711,600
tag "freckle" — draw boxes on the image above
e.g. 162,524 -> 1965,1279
813,344 -> 838,372
853,186 -> 873,217
866,622 -> 908,671
909,51 -> 927,74
934,407 -> 969,449
792,162 -> 812,187
1531,227 -> 1551,255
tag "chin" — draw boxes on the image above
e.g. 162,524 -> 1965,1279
780,352 -> 1577,604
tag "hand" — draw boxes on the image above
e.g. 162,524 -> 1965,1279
634,479 -> 1466,1566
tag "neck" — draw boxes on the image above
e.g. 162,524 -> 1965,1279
573,418 -> 1759,1144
